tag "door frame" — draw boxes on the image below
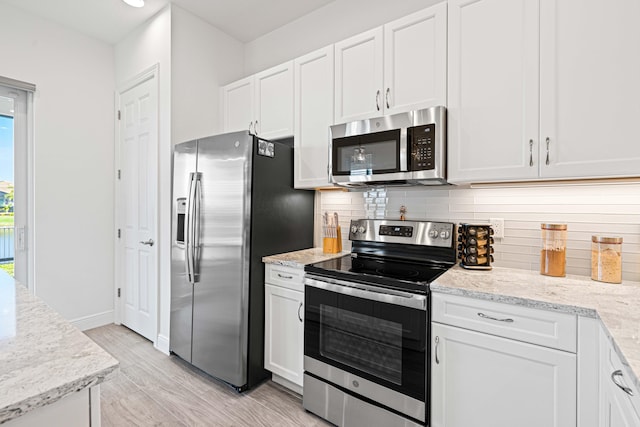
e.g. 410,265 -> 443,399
114,64 -> 160,344
0,79 -> 35,290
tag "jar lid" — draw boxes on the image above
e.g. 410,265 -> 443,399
541,223 -> 567,230
592,235 -> 623,244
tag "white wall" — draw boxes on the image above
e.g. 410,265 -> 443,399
244,0 -> 443,75
0,3 -> 115,326
171,5 -> 243,142
115,6 -> 172,351
320,183 -> 640,282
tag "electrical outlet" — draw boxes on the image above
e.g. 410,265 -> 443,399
490,218 -> 505,239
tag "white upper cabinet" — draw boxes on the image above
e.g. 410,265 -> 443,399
221,76 -> 254,134
447,0 -> 540,183
384,3 -> 447,115
254,61 -> 294,140
539,0 -> 640,179
334,27 -> 384,123
449,0 -> 640,183
294,46 -> 335,189
221,62 -> 294,139
334,3 -> 447,124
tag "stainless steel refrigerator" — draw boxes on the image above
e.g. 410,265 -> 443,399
170,131 -> 314,391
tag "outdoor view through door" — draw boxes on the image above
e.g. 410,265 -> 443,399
0,94 -> 14,276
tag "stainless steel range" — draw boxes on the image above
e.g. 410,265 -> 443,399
303,219 -> 456,427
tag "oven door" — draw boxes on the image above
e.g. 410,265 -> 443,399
304,275 -> 428,422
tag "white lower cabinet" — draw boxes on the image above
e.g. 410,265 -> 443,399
599,326 -> 640,427
431,293 -> 577,427
431,322 -> 576,427
264,264 -> 304,394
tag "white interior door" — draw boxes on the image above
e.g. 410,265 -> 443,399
118,72 -> 158,342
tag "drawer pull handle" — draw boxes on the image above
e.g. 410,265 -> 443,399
298,302 -> 303,323
477,312 -> 514,323
435,336 -> 440,364
277,273 -> 293,279
611,370 -> 634,396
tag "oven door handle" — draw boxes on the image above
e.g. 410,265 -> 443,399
304,276 -> 427,310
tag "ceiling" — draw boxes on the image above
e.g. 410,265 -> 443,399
0,0 -> 335,44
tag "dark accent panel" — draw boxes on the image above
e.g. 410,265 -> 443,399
246,136 -> 314,388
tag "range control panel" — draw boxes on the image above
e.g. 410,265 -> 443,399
349,219 -> 454,248
379,225 -> 414,237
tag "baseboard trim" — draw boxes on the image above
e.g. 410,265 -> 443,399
155,333 -> 170,355
71,310 -> 114,331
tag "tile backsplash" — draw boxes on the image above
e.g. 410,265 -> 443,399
318,183 -> 640,282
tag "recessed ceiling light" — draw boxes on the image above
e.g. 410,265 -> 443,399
122,0 -> 144,7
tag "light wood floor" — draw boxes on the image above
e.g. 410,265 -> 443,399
85,324 -> 331,426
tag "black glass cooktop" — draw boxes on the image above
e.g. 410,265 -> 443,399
304,254 -> 453,294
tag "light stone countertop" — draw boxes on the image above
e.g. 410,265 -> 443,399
0,271 -> 119,424
432,265 -> 640,393
262,247 -> 349,268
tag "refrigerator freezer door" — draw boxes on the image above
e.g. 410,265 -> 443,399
170,140 -> 198,363
191,132 -> 252,387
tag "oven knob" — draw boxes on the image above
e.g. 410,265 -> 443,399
358,226 -> 366,234
440,230 -> 451,239
351,225 -> 358,234
429,229 -> 439,238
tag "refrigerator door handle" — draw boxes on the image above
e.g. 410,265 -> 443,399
185,172 -> 197,284
193,173 -> 202,282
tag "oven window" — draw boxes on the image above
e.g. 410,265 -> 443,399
305,285 -> 426,401
320,305 -> 402,384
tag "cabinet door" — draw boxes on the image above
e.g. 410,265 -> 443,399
264,284 -> 304,387
599,328 -> 640,426
221,76 -> 254,133
539,0 -> 640,179
334,27 -> 384,123
254,61 -> 294,139
294,46 -> 335,189
447,0 -> 540,183
383,3 -> 447,115
602,385 -> 640,427
431,322 -> 576,427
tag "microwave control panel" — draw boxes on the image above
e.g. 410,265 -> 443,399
409,123 -> 435,170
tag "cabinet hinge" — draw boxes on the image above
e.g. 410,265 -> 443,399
117,110 -> 121,120
117,288 -> 121,298
117,229 -> 121,238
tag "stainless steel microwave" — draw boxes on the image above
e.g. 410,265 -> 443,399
329,106 -> 447,188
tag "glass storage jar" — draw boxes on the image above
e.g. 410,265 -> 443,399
540,223 -> 567,277
591,236 -> 623,283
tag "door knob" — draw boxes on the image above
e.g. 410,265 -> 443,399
140,239 -> 154,246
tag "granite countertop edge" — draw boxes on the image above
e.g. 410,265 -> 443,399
262,247 -> 349,268
0,365 -> 119,424
0,273 -> 120,424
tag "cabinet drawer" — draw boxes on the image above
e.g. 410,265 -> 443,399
265,264 -> 304,292
432,293 -> 577,353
